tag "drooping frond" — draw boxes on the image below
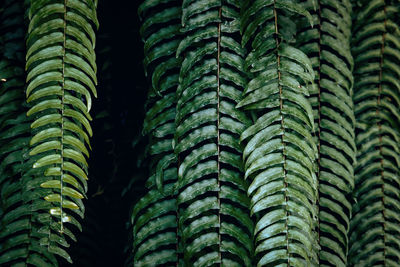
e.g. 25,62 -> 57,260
239,0 -> 319,265
296,0 -> 355,266
175,0 -> 254,265
65,33 -> 114,267
131,185 -> 178,266
0,1 -> 59,265
349,0 -> 400,265
25,0 -> 98,262
131,0 -> 182,266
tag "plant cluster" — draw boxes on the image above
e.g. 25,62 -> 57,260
1,0 -> 400,266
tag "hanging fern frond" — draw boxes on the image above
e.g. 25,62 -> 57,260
296,0 -> 355,266
0,156 -> 64,266
239,0 -> 319,265
175,0 -> 254,265
349,0 -> 400,265
65,32 -> 115,267
24,0 -> 98,262
131,0 -> 182,266
0,1 -> 59,265
0,69 -> 59,266
131,186 -> 178,266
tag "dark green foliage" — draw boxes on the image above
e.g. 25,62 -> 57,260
297,0 -> 355,266
131,0 -> 181,266
239,0 -> 319,265
175,0 -> 253,265
349,0 -> 400,265
0,0 -> 59,265
2,0 -> 400,266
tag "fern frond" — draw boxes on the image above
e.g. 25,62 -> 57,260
0,1 -> 59,265
64,32 -> 114,267
349,0 -> 400,265
296,0 -> 355,265
25,0 -> 98,262
239,0 -> 319,265
131,0 -> 182,266
0,117 -> 61,266
131,185 -> 177,266
175,0 -> 253,265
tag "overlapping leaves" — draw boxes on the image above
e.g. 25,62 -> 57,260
296,0 -> 355,265
239,0 -> 319,265
131,0 -> 181,266
1,0 -> 400,266
174,0 -> 253,265
24,0 -> 98,263
0,0 -> 61,265
349,0 -> 400,265
132,0 -> 181,266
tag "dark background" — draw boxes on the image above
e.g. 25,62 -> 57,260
60,1 -> 148,266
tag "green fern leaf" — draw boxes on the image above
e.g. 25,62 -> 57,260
0,1 -> 61,265
24,0 -> 98,262
175,0 -> 254,265
131,0 -> 182,266
296,0 -> 355,265
239,0 -> 319,265
349,0 -> 400,265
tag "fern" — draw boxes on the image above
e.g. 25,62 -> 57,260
296,0 -> 356,266
0,1 -> 59,265
2,0 -> 400,265
174,0 -> 254,265
24,0 -> 98,263
131,0 -> 182,266
64,32 -> 115,267
239,0 -> 319,265
349,0 -> 400,265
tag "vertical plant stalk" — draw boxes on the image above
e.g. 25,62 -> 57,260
273,3 -> 290,264
317,1 -> 322,255
216,6 -> 222,263
377,3 -> 387,262
59,0 -> 68,233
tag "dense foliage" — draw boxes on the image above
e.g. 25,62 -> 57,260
1,0 -> 400,266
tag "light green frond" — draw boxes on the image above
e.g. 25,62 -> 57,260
240,0 -> 319,266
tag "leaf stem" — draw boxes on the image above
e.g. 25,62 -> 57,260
217,5 -> 222,265
317,0 -> 322,261
60,0 -> 68,233
273,2 -> 290,265
377,3 -> 388,264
